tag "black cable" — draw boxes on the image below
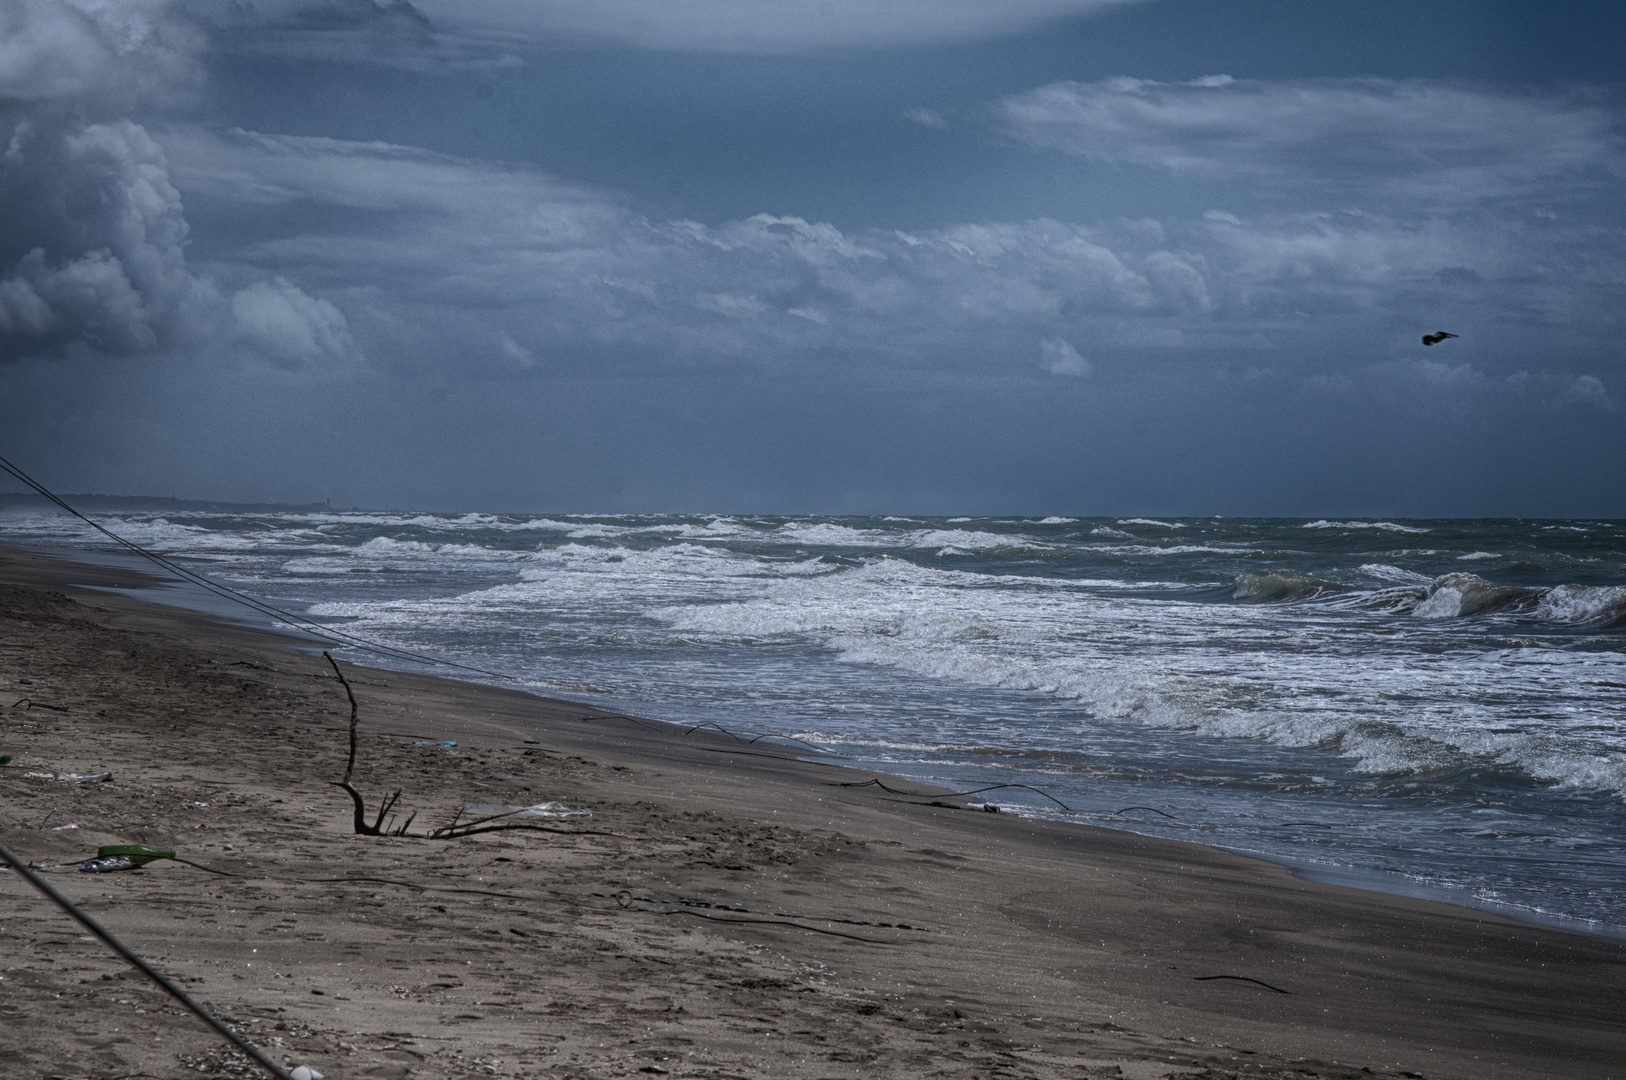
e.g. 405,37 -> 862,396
0,840 -> 294,1080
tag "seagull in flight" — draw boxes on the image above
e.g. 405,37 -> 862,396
1421,332 -> 1459,346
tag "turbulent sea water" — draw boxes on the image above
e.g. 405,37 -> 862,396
8,509 -> 1626,933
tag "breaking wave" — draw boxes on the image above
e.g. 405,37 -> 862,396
1229,568 -> 1626,628
1233,571 -> 1340,603
1302,519 -> 1429,534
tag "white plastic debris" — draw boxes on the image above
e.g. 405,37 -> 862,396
50,823 -> 80,830
462,801 -> 590,819
289,1067 -> 324,1080
53,771 -> 112,782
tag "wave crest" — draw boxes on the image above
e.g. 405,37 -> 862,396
1412,573 -> 1540,618
1303,519 -> 1429,534
1233,571 -> 1340,603
1534,584 -> 1626,627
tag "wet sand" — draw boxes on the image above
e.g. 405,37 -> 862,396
2,544 -> 1623,1080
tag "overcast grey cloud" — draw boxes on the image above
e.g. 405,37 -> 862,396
991,75 -> 1626,204
408,0 -> 1149,53
159,126 -> 1231,377
1,0 -> 1623,513
155,120 -> 1619,380
0,0 -> 202,107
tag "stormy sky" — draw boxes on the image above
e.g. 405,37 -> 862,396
1,0 -> 1622,515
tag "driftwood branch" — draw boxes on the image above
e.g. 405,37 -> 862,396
325,651 -> 359,784
321,651 -> 600,843
325,651 -> 395,836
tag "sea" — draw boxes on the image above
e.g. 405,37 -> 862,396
6,508 -> 1625,936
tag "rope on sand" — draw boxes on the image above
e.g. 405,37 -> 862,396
1193,974 -> 1291,994
653,908 -> 898,944
10,697 -> 69,712
0,839 -> 295,1080
604,889 -> 930,933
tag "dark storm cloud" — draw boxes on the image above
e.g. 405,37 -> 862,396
0,118 -> 214,359
0,0 -> 355,364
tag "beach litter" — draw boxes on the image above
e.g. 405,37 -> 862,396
463,801 -> 590,819
414,740 -> 457,747
0,754 -> 12,765
54,771 -> 112,783
50,823 -> 80,831
290,1066 -> 324,1080
79,845 -> 176,873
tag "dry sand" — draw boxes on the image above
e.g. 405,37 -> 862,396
1,545 -> 1623,1080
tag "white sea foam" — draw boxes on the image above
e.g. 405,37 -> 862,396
353,536 -> 524,559
643,549 -> 1626,796
904,528 -> 1043,551
529,541 -> 829,579
774,522 -> 881,545
1036,516 -> 1077,524
1457,551 -> 1499,560
1535,584 -> 1626,626
1302,520 -> 1429,534
1089,544 -> 1251,556
1118,518 -> 1184,529
787,731 -> 988,754
1360,563 -> 1434,585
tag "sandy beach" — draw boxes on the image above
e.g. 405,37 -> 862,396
2,544 -> 1624,1080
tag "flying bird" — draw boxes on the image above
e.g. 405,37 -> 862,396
1421,332 -> 1459,346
